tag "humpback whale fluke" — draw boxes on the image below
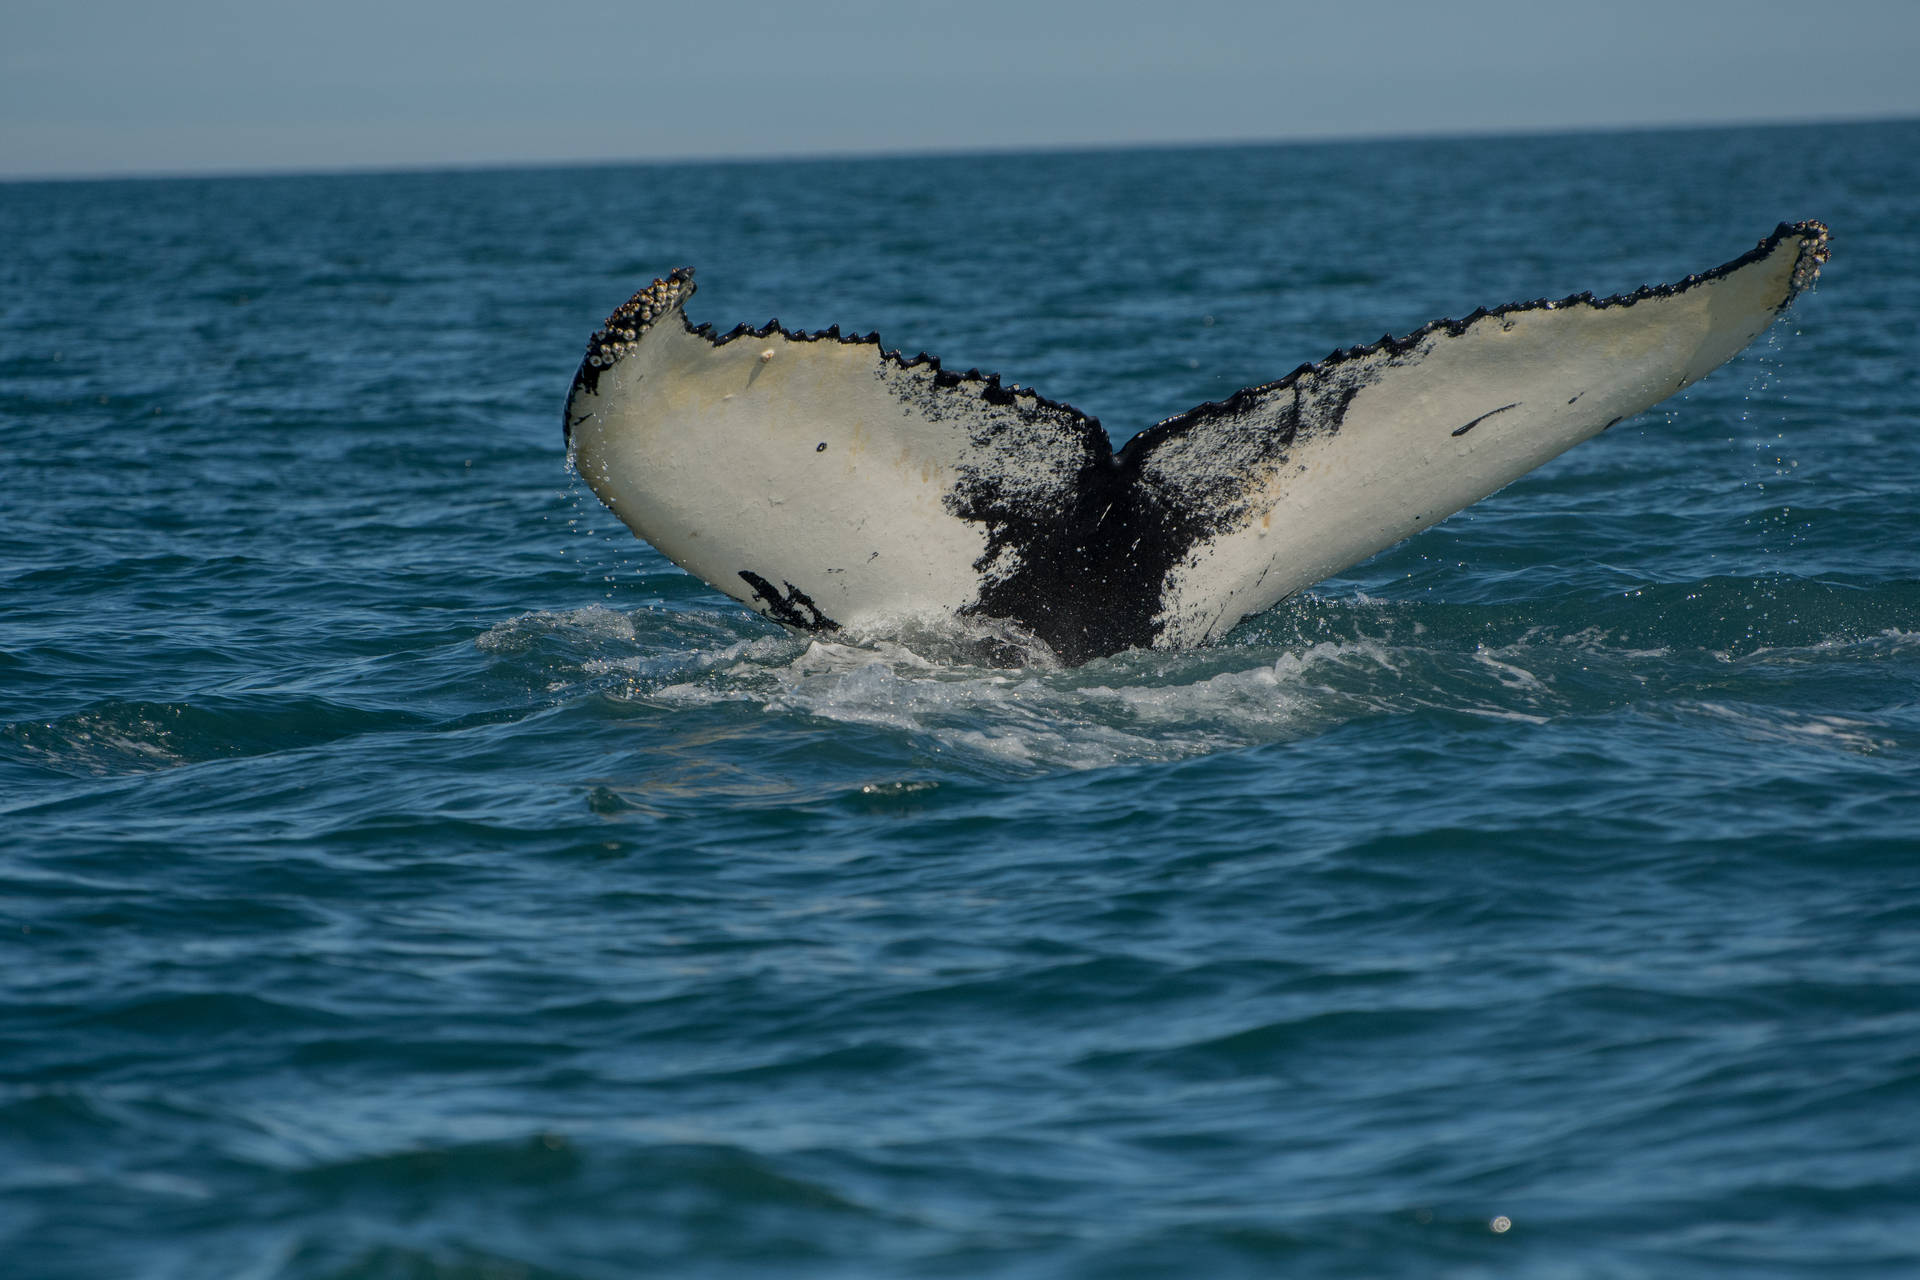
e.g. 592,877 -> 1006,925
565,223 -> 1830,665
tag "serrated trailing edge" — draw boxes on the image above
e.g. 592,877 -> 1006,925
563,268 -> 1107,448
1119,220 -> 1829,457
563,222 -> 1827,449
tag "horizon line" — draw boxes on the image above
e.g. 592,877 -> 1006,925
4,110 -> 1914,188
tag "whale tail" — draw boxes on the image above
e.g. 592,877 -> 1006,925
565,222 -> 1829,664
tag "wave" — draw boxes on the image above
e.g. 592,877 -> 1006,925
474,579 -> 1915,777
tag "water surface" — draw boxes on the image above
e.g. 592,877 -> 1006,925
4,121 -> 1919,1277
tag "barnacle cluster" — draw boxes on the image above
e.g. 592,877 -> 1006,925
585,268 -> 696,370
1788,221 -> 1832,299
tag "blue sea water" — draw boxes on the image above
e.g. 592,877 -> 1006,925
3,120 -> 1919,1278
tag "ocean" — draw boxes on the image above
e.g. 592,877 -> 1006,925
3,120 -> 1917,1278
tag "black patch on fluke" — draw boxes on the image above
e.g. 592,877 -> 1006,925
567,223 -> 1830,664
738,572 -> 837,632
939,379 -> 1371,664
947,443 -> 1158,666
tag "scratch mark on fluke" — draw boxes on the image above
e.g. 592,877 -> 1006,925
1452,402 -> 1520,438
564,222 -> 1830,663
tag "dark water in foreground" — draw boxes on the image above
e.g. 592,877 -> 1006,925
4,121 -> 1918,1277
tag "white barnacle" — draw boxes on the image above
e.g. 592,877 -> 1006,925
760,348 -> 776,362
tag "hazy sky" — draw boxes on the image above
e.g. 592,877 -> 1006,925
5,0 -> 1917,179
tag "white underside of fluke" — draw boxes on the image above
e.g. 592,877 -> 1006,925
572,323 -> 1000,632
564,223 -> 1828,664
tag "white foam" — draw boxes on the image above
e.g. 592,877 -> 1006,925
475,604 -> 638,653
640,630 -> 1413,769
476,597 -> 1905,772
1691,702 -> 1893,754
